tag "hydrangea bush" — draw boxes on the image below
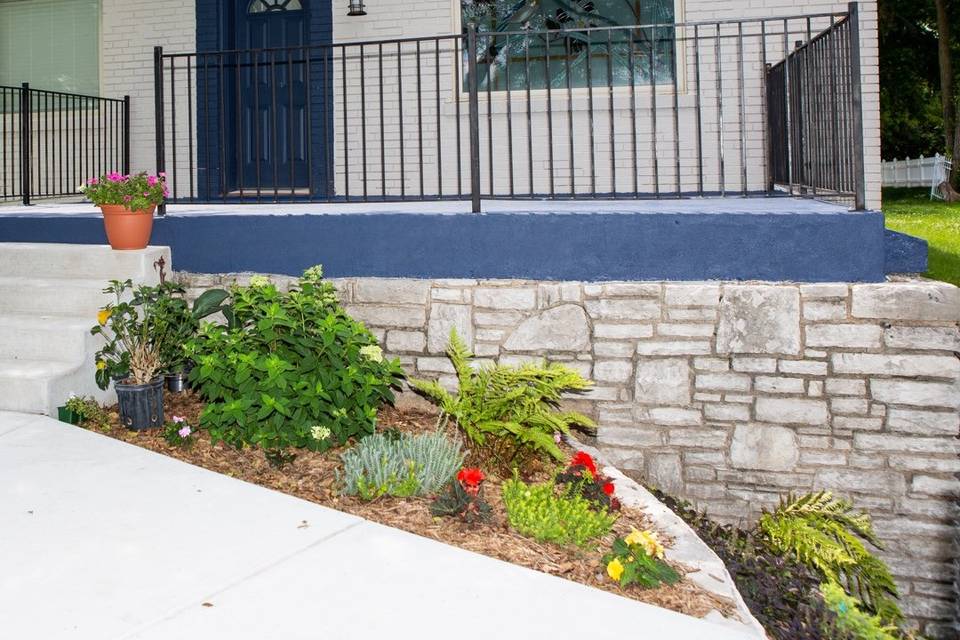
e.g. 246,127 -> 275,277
186,267 -> 404,452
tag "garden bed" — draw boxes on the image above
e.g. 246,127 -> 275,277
94,391 -> 734,621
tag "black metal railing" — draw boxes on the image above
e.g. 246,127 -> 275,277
154,5 -> 864,211
766,3 -> 865,208
0,84 -> 129,205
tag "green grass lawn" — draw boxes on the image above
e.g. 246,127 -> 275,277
883,187 -> 960,286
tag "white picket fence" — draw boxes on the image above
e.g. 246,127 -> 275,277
881,154 -> 950,188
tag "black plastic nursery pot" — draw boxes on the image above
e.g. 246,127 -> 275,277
164,371 -> 188,393
116,377 -> 164,430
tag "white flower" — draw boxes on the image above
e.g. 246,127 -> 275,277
310,425 -> 331,441
359,344 -> 383,363
76,184 -> 86,193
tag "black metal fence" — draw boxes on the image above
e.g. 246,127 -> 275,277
766,4 -> 865,208
154,5 -> 865,211
0,84 -> 129,205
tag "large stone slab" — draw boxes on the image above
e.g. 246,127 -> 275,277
851,283 -> 960,322
730,424 -> 799,472
635,358 -> 692,405
503,304 -> 590,352
716,286 -> 801,356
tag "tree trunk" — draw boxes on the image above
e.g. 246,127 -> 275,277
934,0 -> 959,199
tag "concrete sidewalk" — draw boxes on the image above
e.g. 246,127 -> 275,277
0,412 -> 753,640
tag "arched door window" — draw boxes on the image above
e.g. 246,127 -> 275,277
248,0 -> 302,13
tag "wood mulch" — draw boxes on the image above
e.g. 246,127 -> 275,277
93,390 -> 732,619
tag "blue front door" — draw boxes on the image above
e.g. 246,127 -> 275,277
233,0 -> 309,192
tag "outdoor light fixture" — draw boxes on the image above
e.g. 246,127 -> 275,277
347,0 -> 366,16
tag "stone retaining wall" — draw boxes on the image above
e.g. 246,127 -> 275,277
177,272 -> 960,638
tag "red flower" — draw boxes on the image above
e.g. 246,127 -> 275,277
602,482 -> 615,496
457,467 -> 485,489
570,451 -> 598,477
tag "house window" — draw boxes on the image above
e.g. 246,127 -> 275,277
248,0 -> 302,13
462,0 -> 675,91
0,0 -> 100,95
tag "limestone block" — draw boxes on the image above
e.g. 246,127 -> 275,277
802,301 -> 847,321
636,341 -> 712,356
346,304 -> 426,328
695,372 -> 751,392
825,377 -> 867,396
474,287 -> 537,310
664,284 -> 721,307
832,354 -> 960,378
730,423 -> 799,471
354,278 -> 430,305
585,299 -> 660,321
778,360 -> 828,376
646,452 -> 684,495
870,379 -> 960,409
814,469 -> 907,495
799,283 -> 849,299
704,403 -> 751,422
716,286 -> 801,356
657,323 -> 715,338
754,376 -> 805,394
593,360 -> 633,384
385,330 -> 426,353
503,304 -> 590,352
634,358 -> 691,405
851,283 -> 960,321
887,408 -> 960,436
647,407 -> 702,426
805,324 -> 882,349
883,326 -> 960,351
593,324 -> 654,339
427,303 -> 473,353
755,397 -> 828,425
732,357 -> 777,373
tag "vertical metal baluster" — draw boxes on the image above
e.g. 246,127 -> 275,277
544,31 -> 555,197
288,48 -> 297,199
217,53 -> 227,201
397,42 -> 405,199
380,43 -> 386,199
454,36 -> 463,198
235,51 -> 244,201
586,34 -> 596,197
187,57 -> 195,199
847,2 -> 865,209
416,40 -> 424,199
359,44 -> 368,201
465,25 -> 481,211
506,34 -> 515,198
341,46 -> 349,200
202,55 -> 211,201
271,50 -> 280,201
435,38 -> 442,199
565,36 -> 574,197
828,16 -> 839,194
628,29 -> 638,197
694,24 -> 703,195
322,46 -> 331,198
805,17 -> 815,196
649,25 -> 659,197
303,46 -> 314,201
45,92 -> 50,196
672,23 -> 681,196
737,21 -> 747,195
715,23 -> 725,196
525,31 -> 534,197
760,20 -> 770,193
606,29 -> 616,197
253,51 -> 262,202
782,19 -> 793,195
60,93 -> 65,194
486,32 -> 493,196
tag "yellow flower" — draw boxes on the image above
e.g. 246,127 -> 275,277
606,558 -> 624,582
96,360 -> 107,370
97,308 -> 112,326
626,528 -> 665,559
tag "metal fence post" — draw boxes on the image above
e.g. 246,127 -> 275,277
19,83 -> 30,205
847,2 -> 866,209
466,25 -> 481,213
122,95 -> 131,175
153,46 -> 167,215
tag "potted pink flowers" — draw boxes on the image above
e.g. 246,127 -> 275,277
80,172 -> 167,250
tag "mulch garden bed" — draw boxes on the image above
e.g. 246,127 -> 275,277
94,390 -> 733,619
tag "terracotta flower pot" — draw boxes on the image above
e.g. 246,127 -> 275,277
100,204 -> 156,250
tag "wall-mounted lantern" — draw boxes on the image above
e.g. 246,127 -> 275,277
347,0 -> 366,16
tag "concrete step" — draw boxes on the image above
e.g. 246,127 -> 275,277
0,315 -> 100,362
0,358 -> 114,415
0,277 -> 117,317
0,243 -> 169,282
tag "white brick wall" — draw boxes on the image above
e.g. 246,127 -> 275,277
96,0 -> 880,209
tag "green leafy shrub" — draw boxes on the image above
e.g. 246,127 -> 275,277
501,476 -> 617,546
410,329 -> 595,465
759,492 -> 902,624
602,528 -> 680,589
64,395 -> 111,431
185,267 -> 404,451
339,430 -> 464,500
820,582 -> 899,640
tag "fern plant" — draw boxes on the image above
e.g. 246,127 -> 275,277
409,329 -> 595,465
759,492 -> 902,624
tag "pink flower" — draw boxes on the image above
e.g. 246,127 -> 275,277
158,172 -> 166,178
107,172 -> 123,182
177,425 -> 192,438
172,416 -> 185,423
123,195 -> 132,202
87,177 -> 98,185
143,191 -> 150,196
147,175 -> 158,186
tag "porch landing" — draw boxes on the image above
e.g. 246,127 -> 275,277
0,197 -> 925,282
